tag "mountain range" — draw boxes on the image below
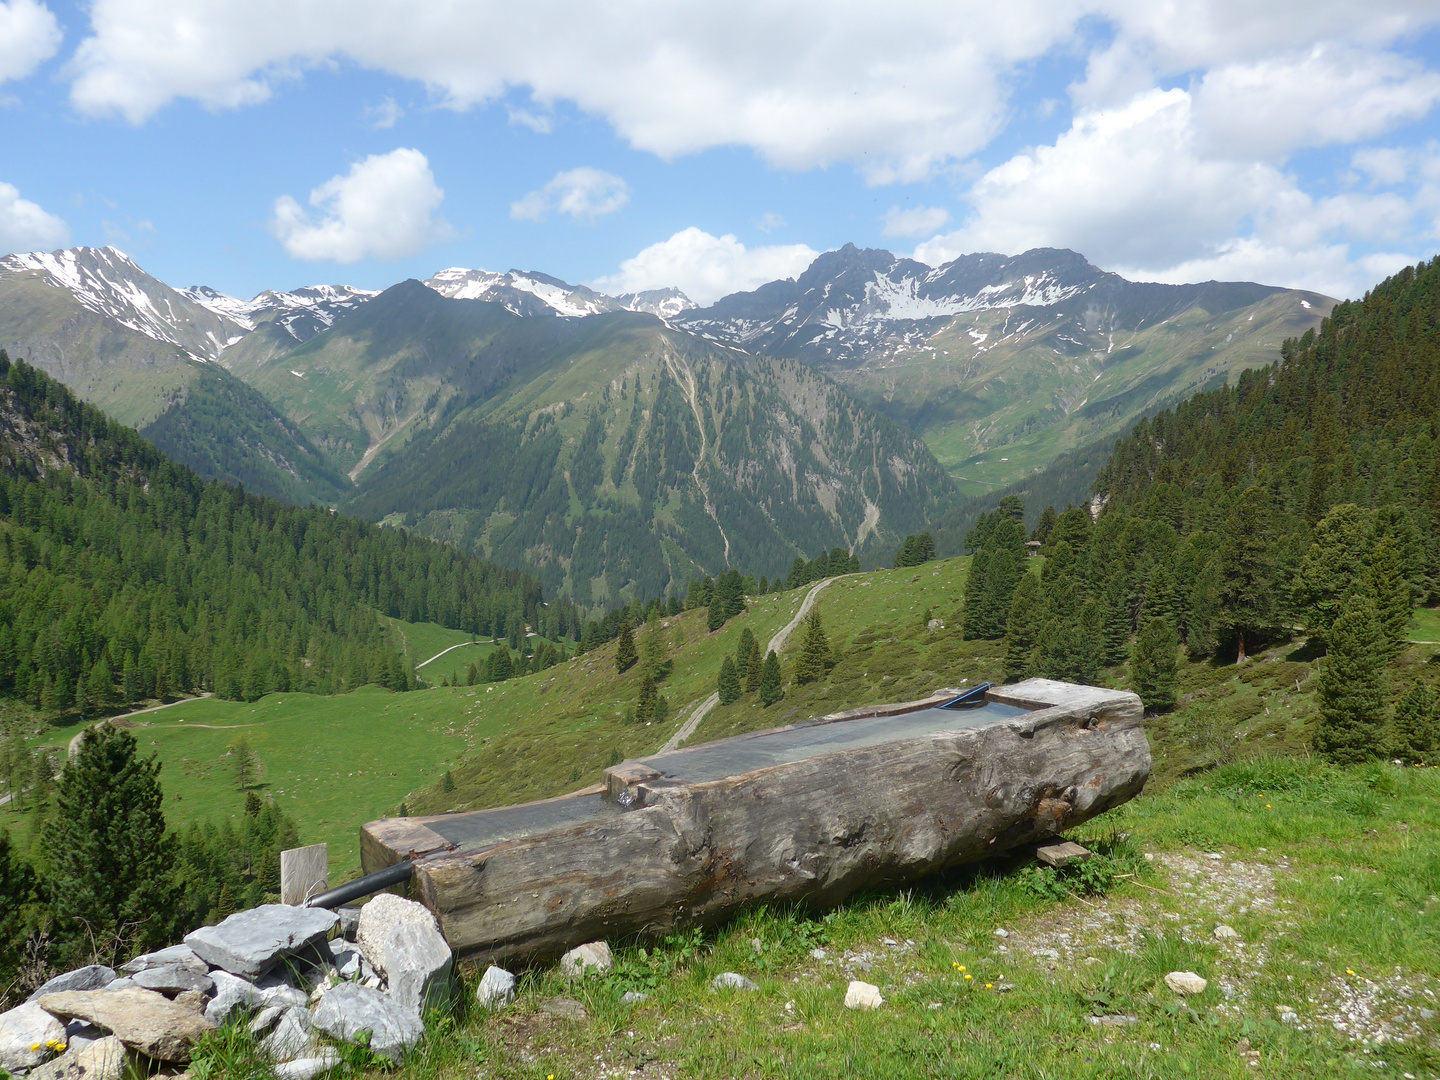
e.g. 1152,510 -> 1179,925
0,242 -> 1333,601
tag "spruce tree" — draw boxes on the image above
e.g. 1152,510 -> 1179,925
45,724 -> 177,961
735,628 -> 756,682
1390,681 -> 1438,763
636,669 -> 659,722
1367,535 -> 1412,660
1003,573 -> 1043,682
792,611 -> 832,685
216,882 -> 236,920
1131,617 -> 1179,711
0,829 -> 34,975
1295,504 -> 1373,646
1100,572 -> 1132,667
614,618 -> 638,673
442,770 -> 455,792
759,650 -> 784,706
1315,595 -> 1389,765
744,636 -> 763,694
717,656 -> 741,706
1217,486 -> 1275,662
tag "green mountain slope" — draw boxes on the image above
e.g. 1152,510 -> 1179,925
328,306 -> 957,603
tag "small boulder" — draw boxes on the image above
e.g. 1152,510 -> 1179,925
1213,924 -> 1240,941
27,967 -> 118,1003
844,980 -> 884,1010
37,988 -> 216,1064
120,946 -> 207,976
0,1002 -> 68,1073
475,967 -> 516,1010
185,905 -> 338,980
1163,971 -> 1208,996
382,922 -> 453,1016
27,1035 -> 128,1080
355,895 -> 438,981
711,972 -> 758,992
312,983 -> 423,1064
621,991 -> 649,1005
274,1049 -> 342,1080
130,965 -> 215,998
558,941 -> 612,978
204,971 -> 264,1026
337,907 -> 360,942
259,1007 -> 315,1062
927,618 -> 945,630
247,1006 -> 285,1038
538,997 -> 587,1021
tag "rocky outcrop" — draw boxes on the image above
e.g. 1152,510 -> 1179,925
35,989 -> 215,1064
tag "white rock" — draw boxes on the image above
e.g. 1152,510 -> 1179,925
273,1050 -> 342,1080
259,1007 -> 316,1062
559,941 -> 613,977
27,1034 -> 128,1080
711,972 -> 757,992
383,922 -> 453,1016
185,906 -> 338,980
1164,971 -> 1208,996
1214,924 -> 1240,941
809,948 -> 827,960
355,895 -> 439,981
621,991 -> 649,1005
121,946 -> 207,975
312,984 -> 424,1064
844,981 -> 884,1010
27,967 -> 118,1002
1276,1006 -> 1299,1024
0,1002 -> 67,1072
247,1006 -> 284,1038
992,929 -> 1009,939
475,967 -> 516,1010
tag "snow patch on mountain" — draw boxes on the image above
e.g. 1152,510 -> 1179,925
184,283 -> 377,343
424,266 -> 695,321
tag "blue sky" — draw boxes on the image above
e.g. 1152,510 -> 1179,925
2,1 -> 1440,303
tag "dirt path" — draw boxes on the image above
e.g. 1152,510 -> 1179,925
416,640 -> 483,670
658,693 -> 720,754
767,575 -> 850,656
67,693 -> 214,759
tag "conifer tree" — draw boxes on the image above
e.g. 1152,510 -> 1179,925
243,790 -> 262,817
759,650 -> 784,706
1031,505 -> 1058,544
636,669 -> 659,722
45,724 -> 177,961
1100,572 -> 1132,666
1144,564 -> 1183,629
744,636 -> 763,694
717,656 -> 741,706
230,734 -> 259,790
1391,681 -> 1439,762
735,628 -> 756,682
1217,486 -> 1275,662
1295,504 -> 1374,646
1131,617 -> 1179,711
792,611 -> 832,685
216,882 -> 236,921
442,770 -> 455,792
614,618 -> 637,673
1003,573 -> 1043,682
1367,535 -> 1412,660
1315,595 -> 1388,765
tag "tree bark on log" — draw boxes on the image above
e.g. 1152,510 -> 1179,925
362,679 -> 1150,964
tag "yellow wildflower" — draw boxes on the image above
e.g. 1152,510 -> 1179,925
958,965 -> 966,972
964,974 -> 973,981
1346,969 -> 1355,976
985,983 -> 993,989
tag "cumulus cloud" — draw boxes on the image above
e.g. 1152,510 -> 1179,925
0,180 -> 69,251
0,0 -> 60,83
510,167 -> 629,222
882,205 -> 950,238
593,227 -> 817,305
269,148 -> 452,263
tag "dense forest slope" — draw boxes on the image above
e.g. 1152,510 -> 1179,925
0,353 -> 553,713
338,309 -> 956,603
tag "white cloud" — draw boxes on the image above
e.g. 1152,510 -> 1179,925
506,105 -> 552,133
269,148 -> 452,263
364,96 -> 403,129
0,180 -> 69,251
593,227 -> 817,305
754,212 -> 786,232
510,167 -> 629,223
0,0 -> 60,83
881,205 -> 950,238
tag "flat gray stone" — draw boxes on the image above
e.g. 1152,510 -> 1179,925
475,967 -> 516,1010
204,971 -> 264,1026
120,945 -> 207,975
27,967 -> 117,1003
247,1005 -> 285,1038
621,991 -> 649,1005
100,978 -> 134,992
259,1007 -> 316,1062
337,908 -> 360,942
711,972 -> 758,992
538,997 -> 587,1020
27,1035 -> 128,1080
355,895 -> 438,980
0,1002 -> 67,1072
382,922 -> 452,1017
130,965 -> 215,998
331,945 -> 373,982
185,905 -> 337,979
274,1049 -> 342,1080
36,988 -> 216,1064
558,941 -> 612,977
1164,971 -> 1208,996
312,983 -> 423,1064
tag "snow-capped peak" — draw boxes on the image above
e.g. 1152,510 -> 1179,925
183,282 -> 378,342
423,266 -> 695,321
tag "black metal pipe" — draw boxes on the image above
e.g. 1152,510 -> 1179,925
939,682 -> 994,709
305,860 -> 413,909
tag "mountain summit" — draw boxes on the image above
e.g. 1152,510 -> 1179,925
424,266 -> 695,321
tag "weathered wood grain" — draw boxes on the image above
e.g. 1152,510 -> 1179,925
362,680 -> 1149,964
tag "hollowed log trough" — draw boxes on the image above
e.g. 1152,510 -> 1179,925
360,678 -> 1150,964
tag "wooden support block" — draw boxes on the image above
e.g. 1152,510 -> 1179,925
1035,841 -> 1092,868
280,843 -> 328,905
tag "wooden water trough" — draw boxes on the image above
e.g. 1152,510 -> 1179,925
359,678 -> 1150,964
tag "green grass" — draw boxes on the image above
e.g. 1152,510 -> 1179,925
1409,607 -> 1440,643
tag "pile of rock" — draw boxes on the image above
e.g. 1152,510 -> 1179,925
0,894 -> 452,1080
